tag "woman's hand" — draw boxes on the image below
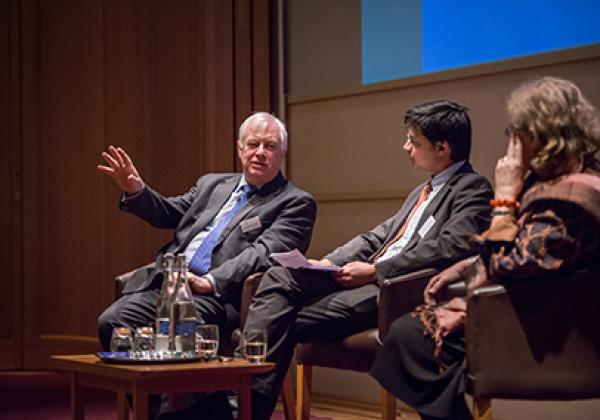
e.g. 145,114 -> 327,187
495,134 -> 527,200
424,258 -> 472,305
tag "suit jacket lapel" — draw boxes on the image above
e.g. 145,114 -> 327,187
403,162 -> 473,251
214,186 -> 273,247
384,180 -> 427,243
419,162 -> 473,225
215,173 -> 287,248
183,176 -> 240,247
368,182 -> 427,263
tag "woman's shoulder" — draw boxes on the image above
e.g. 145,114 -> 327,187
522,171 -> 600,224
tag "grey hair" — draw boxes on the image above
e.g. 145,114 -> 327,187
507,77 -> 600,179
238,112 -> 288,152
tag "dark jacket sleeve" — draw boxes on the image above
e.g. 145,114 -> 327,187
119,177 -> 204,229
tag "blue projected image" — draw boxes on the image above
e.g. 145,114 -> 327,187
362,0 -> 422,83
362,0 -> 600,85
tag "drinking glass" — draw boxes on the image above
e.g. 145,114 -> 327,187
110,327 -> 134,353
134,326 -> 155,357
242,329 -> 267,363
196,324 -> 219,358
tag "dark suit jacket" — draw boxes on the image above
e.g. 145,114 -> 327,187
119,172 -> 316,307
324,162 -> 493,281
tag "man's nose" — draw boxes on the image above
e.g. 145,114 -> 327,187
255,143 -> 267,156
403,140 -> 411,152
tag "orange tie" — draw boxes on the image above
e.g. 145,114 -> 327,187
374,180 -> 432,262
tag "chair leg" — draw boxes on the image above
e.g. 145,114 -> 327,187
472,397 -> 492,420
380,388 -> 396,420
281,368 -> 297,420
296,362 -> 313,420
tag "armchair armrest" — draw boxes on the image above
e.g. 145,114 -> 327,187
378,268 -> 439,339
227,272 -> 264,354
239,272 -> 264,329
114,262 -> 155,299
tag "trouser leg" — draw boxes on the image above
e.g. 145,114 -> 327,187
239,266 -> 340,419
98,288 -> 159,351
157,391 -> 234,420
294,283 -> 379,343
192,293 -> 229,326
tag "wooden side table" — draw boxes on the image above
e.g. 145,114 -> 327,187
51,354 -> 273,420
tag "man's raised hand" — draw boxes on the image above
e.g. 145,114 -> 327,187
97,146 -> 144,194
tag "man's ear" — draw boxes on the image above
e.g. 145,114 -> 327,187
236,140 -> 244,160
436,140 -> 450,155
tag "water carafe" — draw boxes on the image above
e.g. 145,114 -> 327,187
169,253 -> 198,355
155,253 -> 175,353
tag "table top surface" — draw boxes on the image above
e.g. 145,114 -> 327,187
51,354 -> 274,377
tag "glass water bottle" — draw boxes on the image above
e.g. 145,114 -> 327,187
155,253 -> 175,353
169,253 -> 198,355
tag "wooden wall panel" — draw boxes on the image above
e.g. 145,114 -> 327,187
235,0 -> 253,130
233,0 -> 276,171
251,0 -> 271,111
202,0 -> 235,173
0,0 -> 22,370
21,0 -> 108,367
11,0 -> 277,369
102,0 -> 159,276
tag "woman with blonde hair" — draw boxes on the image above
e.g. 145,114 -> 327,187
370,77 -> 600,420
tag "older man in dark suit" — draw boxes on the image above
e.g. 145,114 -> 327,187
97,112 -> 316,352
241,100 -> 494,420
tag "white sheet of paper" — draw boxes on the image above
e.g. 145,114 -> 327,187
270,249 -> 342,272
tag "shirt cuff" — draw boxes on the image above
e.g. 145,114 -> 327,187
205,273 -> 221,297
121,186 -> 145,202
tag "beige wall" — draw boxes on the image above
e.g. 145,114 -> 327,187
284,3 -> 600,415
286,0 -> 361,97
288,50 -> 600,258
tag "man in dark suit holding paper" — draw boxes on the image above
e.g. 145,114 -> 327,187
241,100 -> 493,420
97,112 -> 316,354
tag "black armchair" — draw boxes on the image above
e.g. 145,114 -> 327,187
466,266 -> 600,418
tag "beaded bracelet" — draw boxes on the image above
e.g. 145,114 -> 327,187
490,198 -> 520,208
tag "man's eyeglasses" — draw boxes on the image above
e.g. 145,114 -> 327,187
241,140 -> 280,152
405,134 -> 422,147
